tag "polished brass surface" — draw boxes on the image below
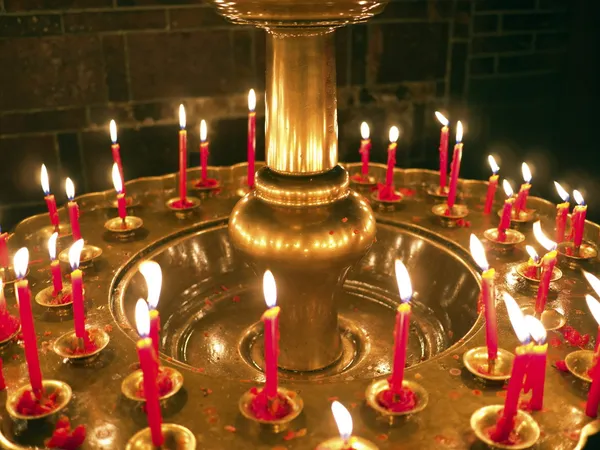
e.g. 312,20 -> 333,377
565,349 -> 594,383
125,423 -> 196,450
470,405 -> 540,450
121,367 -> 184,402
104,216 -> 144,238
317,436 -> 379,450
6,380 -> 72,421
462,347 -> 515,382
58,244 -> 102,267
365,378 -> 429,423
558,242 -> 599,268
53,326 -> 110,362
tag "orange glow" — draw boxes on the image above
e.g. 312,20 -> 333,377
455,121 -> 463,142
248,89 -> 256,112
395,260 -> 412,303
263,270 -> 277,308
435,111 -> 449,127
135,298 -> 150,337
139,261 -> 162,310
389,126 -> 399,143
13,247 -> 29,280
200,120 -> 208,142
48,232 -> 58,260
469,234 -> 489,271
521,162 -> 532,183
109,120 -> 117,143
65,178 -> 75,200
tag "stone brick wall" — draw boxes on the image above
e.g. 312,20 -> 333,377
0,0 -> 578,227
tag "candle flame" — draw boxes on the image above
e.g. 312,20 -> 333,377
139,260 -> 162,310
41,164 -> 50,195
248,89 -> 256,112
502,179 -> 514,198
586,294 -> 600,326
583,270 -> 600,299
135,298 -> 151,337
525,245 -> 539,263
488,155 -> 499,174
455,121 -> 463,143
435,111 -> 449,127
360,122 -> 370,140
68,239 -> 84,271
524,315 -> 546,344
388,126 -> 399,143
331,401 -> 352,443
533,221 -> 557,251
469,234 -> 489,271
521,162 -> 532,183
111,163 -> 123,194
573,189 -> 585,206
109,119 -> 117,143
200,120 -> 208,142
395,260 -> 412,303
554,181 -> 569,203
178,104 -> 186,129
48,232 -> 58,261
502,292 -> 530,344
13,247 -> 29,280
65,178 -> 75,200
263,270 -> 277,308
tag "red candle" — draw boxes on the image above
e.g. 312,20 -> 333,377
470,235 -> 498,362
585,295 -> 600,417
13,248 -> 44,398
484,155 -> 500,215
532,221 -> 558,314
497,180 -> 515,241
199,120 -> 209,183
0,231 -> 9,269
523,316 -> 547,411
446,121 -> 463,211
262,270 -> 280,399
553,181 -> 570,243
139,261 -> 163,356
135,299 -> 164,446
110,120 -> 126,196
359,122 -> 371,177
178,105 -> 188,204
69,239 -> 86,339
435,112 -> 449,193
248,89 -> 256,188
41,164 -> 59,228
48,232 -> 63,296
572,190 -> 587,248
524,245 -> 541,279
0,357 -> 5,391
65,178 -> 81,241
111,163 -> 127,222
388,260 -> 412,394
385,126 -> 400,193
514,162 -> 532,215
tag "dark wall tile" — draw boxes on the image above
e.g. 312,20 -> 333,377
117,0 -> 195,5
538,0 -> 569,9
4,0 -> 111,11
204,117 -> 265,167
472,34 -> 533,54
79,131 -> 115,192
468,72 -> 560,104
0,108 -> 86,134
64,10 -> 166,33
1,204 -> 47,231
498,52 -> 563,73
536,32 -> 569,50
476,0 -> 535,11
503,13 -> 564,31
0,36 -> 107,110
350,24 -> 367,85
449,42 -> 467,97
254,29 -> 266,91
0,14 -> 62,37
169,6 -> 229,29
102,35 -> 129,102
473,14 -> 498,33
89,104 -> 134,127
470,56 -> 495,75
336,27 -> 349,86
57,132 -> 86,193
378,0 -> 453,20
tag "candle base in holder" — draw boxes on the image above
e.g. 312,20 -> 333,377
166,197 -> 201,219
0,266 -> 30,288
557,241 -> 598,268
470,405 -> 540,450
350,173 -> 377,189
6,380 -> 72,421
194,178 -> 220,194
564,349 -> 594,383
365,378 -> 428,425
316,436 -> 379,450
515,262 -> 562,284
431,203 -> 468,228
110,196 -> 140,209
497,208 -> 537,227
238,387 -> 304,433
104,216 -> 144,239
483,228 -> 525,252
371,191 -> 403,212
121,366 -> 184,403
53,326 -> 110,362
58,244 -> 102,268
425,185 -> 449,201
0,324 -> 20,347
520,305 -> 566,331
462,347 -> 515,382
35,284 -> 73,309
125,423 -> 196,450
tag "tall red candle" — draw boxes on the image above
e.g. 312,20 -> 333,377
0,231 -> 8,269
388,260 -> 412,394
359,122 -> 371,177
484,155 -> 500,215
446,121 -> 463,211
110,120 -> 126,196
0,357 -> 5,391
13,248 -> 44,398
262,270 -> 280,399
385,126 -> 399,192
65,178 -> 81,241
553,181 -> 570,243
111,163 -> 127,222
514,162 -> 532,215
585,295 -> 600,418
572,190 -> 587,248
533,221 -> 558,314
497,180 -> 514,241
435,112 -> 449,193
135,299 -> 164,446
199,120 -> 209,183
523,316 -> 547,411
48,232 -> 63,296
178,105 -> 188,204
139,260 -> 163,356
247,89 -> 256,188
69,240 -> 86,339
41,164 -> 59,228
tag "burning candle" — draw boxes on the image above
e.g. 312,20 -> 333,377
0,229 -> 8,269
109,120 -> 126,196
554,181 -> 570,243
69,239 -> 86,339
65,178 -> 81,241
497,179 -> 515,241
583,271 -> 600,352
111,163 -> 127,223
199,120 -> 209,184
247,89 -> 256,188
384,126 -> 400,195
13,248 -> 43,398
585,294 -> 600,418
470,234 -> 498,365
359,122 -> 371,178
524,245 -> 541,279
316,401 -> 378,450
262,270 -> 280,399
572,189 -> 587,248
435,111 -> 449,193
514,162 -> 532,215
135,299 -> 164,446
523,315 -> 547,411
41,164 -> 59,228
388,260 -> 412,394
446,121 -> 463,212
484,155 -> 500,215
139,261 -> 162,356
48,232 -> 63,296
491,293 -> 531,443
533,221 -> 557,315
178,104 -> 188,204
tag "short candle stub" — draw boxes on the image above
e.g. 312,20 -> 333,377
470,405 -> 540,450
462,347 -> 515,382
365,379 -> 428,425
125,423 -> 196,450
238,387 -> 303,433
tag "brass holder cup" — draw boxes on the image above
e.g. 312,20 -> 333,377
515,262 -> 562,284
316,436 -> 379,450
58,244 -> 102,268
470,405 -> 540,450
349,173 -> 377,190
425,186 -> 449,201
166,197 -> 201,219
520,305 -> 566,332
371,191 -> 403,212
104,216 -> 144,240
463,347 -> 515,382
557,241 -> 598,268
35,284 -> 73,310
53,326 -> 110,362
121,366 -> 184,403
6,380 -> 72,421
238,387 -> 304,433
483,228 -> 525,252
0,325 -> 20,347
365,379 -> 429,425
193,179 -> 221,196
110,196 -> 140,209
431,203 -> 468,228
498,208 -> 537,227
565,349 -> 594,383
0,266 -> 29,288
125,423 -> 196,450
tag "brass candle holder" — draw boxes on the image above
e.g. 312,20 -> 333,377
557,241 -> 598,268
462,347 -> 515,382
371,191 -> 404,212
350,173 -> 377,190
58,244 -> 102,268
104,216 -> 144,240
483,228 -> 525,252
6,380 -> 72,421
564,349 -> 594,383
431,203 -> 469,228
520,305 -> 566,331
0,325 -> 20,347
425,185 -> 449,201
498,208 -> 537,227
515,262 -> 562,284
238,387 -> 304,433
125,423 -> 196,450
53,326 -> 110,363
0,266 -> 29,288
121,366 -> 184,403
365,379 -> 428,425
35,284 -> 73,310
470,405 -> 540,450
165,197 -> 201,219
316,436 -> 379,450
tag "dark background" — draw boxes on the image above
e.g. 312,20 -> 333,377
0,0 -> 598,228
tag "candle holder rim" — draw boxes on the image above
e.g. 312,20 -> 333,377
365,378 -> 429,418
6,379 -> 72,421
238,386 -> 304,429
103,216 -> 144,235
497,208 -> 538,224
431,203 -> 468,220
53,326 -> 110,361
165,196 -> 201,212
462,346 -> 515,382
125,423 -> 196,450
515,262 -> 562,283
370,191 -> 404,205
556,241 -> 598,262
483,228 -> 525,248
564,349 -> 594,383
425,185 -> 450,200
58,244 -> 102,266
193,179 -> 221,192
316,436 -> 380,450
470,404 -> 540,450
120,366 -> 184,402
0,266 -> 30,286
34,284 -> 74,309
349,173 -> 377,187
0,324 -> 21,347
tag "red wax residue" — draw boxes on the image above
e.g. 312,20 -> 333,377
376,183 -> 402,201
523,265 -> 539,279
487,419 -> 523,447
136,367 -> 174,398
549,337 -> 562,348
0,309 -> 20,341
554,360 -> 569,372
350,174 -> 372,184
376,387 -> 418,413
195,178 -> 219,188
169,199 -> 196,210
248,387 -> 293,420
63,330 -> 99,356
560,326 -> 590,348
46,291 -> 73,306
16,389 -> 59,416
46,416 -> 86,450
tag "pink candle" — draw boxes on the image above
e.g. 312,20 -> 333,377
262,270 -> 280,399
110,120 -> 126,196
497,180 -> 514,241
532,221 -> 557,314
69,240 -> 86,339
0,231 -> 9,269
446,121 -> 463,211
585,295 -> 600,418
178,105 -> 187,204
385,126 -> 399,191
388,260 -> 412,394
523,316 -> 547,411
139,260 -> 163,356
111,163 -> 127,222
199,120 -> 209,183
48,232 -> 63,296
514,162 -> 532,214
554,182 -> 570,243
435,112 -> 449,192
572,190 -> 587,248
359,122 -> 371,177
247,89 -> 256,188
65,178 -> 81,241
0,357 -> 5,391
484,156 -> 500,215
41,164 -> 59,228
